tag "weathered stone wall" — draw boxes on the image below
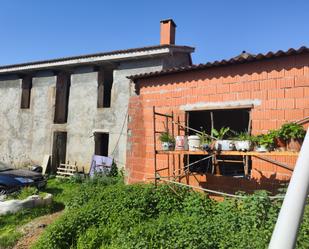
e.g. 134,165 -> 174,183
30,73 -> 56,164
0,72 -> 56,167
0,53 -> 191,171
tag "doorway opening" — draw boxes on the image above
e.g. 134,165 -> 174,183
51,131 -> 67,173
94,132 -> 109,156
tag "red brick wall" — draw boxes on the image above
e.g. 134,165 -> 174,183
127,53 -> 309,193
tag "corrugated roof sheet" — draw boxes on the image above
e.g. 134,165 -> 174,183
128,46 -> 309,81
0,44 -> 194,70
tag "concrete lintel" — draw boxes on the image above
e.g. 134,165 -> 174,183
180,99 -> 261,111
92,129 -> 109,134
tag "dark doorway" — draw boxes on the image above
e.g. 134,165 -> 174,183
187,108 -> 251,176
51,132 -> 67,172
94,132 -> 109,156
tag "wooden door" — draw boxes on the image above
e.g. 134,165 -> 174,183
51,132 -> 67,172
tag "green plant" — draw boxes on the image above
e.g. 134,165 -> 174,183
31,181 -> 309,249
268,129 -> 280,138
232,131 -> 253,141
7,186 -> 39,200
279,122 -> 306,141
254,133 -> 275,149
211,127 -> 230,140
0,178 -> 89,248
108,162 -> 118,177
197,129 -> 211,144
159,132 -> 175,143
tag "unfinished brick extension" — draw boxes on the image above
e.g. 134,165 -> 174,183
127,51 -> 309,194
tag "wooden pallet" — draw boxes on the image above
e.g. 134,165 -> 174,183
56,163 -> 77,178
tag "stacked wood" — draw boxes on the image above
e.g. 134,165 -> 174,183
56,162 -> 77,178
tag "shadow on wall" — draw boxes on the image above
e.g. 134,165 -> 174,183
185,170 -> 290,197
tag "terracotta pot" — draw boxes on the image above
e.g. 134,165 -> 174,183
287,138 -> 302,152
274,138 -> 286,151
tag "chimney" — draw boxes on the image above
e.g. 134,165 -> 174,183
160,19 -> 176,45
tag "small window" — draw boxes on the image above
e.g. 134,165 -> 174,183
94,132 -> 109,156
97,68 -> 113,108
54,72 -> 70,124
21,75 -> 32,109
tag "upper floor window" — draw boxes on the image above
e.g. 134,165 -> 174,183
97,68 -> 113,108
20,75 -> 32,109
54,72 -> 70,124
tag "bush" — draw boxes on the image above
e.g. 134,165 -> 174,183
32,181 -> 309,249
279,122 -> 306,141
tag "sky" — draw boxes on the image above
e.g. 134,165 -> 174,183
1,0 -> 309,66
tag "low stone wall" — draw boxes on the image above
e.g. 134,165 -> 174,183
0,194 -> 53,215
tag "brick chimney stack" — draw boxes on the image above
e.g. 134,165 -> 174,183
160,19 -> 176,45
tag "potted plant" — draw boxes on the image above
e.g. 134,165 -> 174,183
159,132 -> 175,151
278,122 -> 306,152
212,127 -> 235,151
268,129 -> 286,151
197,129 -> 212,151
233,131 -> 253,151
253,133 -> 275,152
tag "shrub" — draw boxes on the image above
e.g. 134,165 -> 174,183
279,122 -> 306,141
32,181 -> 309,249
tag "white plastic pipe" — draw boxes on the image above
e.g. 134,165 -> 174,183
269,128 -> 309,249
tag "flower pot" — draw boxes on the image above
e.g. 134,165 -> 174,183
201,143 -> 211,151
214,140 -> 235,151
175,136 -> 189,150
161,142 -> 174,151
234,141 -> 252,151
274,137 -> 286,151
188,135 -> 200,151
287,138 -> 302,152
256,145 -> 268,152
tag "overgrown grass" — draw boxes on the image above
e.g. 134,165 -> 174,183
6,186 -> 46,200
2,175 -> 309,249
0,177 -> 83,248
31,178 -> 309,249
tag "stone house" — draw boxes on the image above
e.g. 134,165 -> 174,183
0,19 -> 194,172
127,47 -> 309,193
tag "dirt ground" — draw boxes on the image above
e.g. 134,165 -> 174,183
13,211 -> 63,249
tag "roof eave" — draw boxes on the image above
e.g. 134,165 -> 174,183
0,46 -> 194,75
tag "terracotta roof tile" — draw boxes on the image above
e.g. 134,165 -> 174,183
128,46 -> 309,81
